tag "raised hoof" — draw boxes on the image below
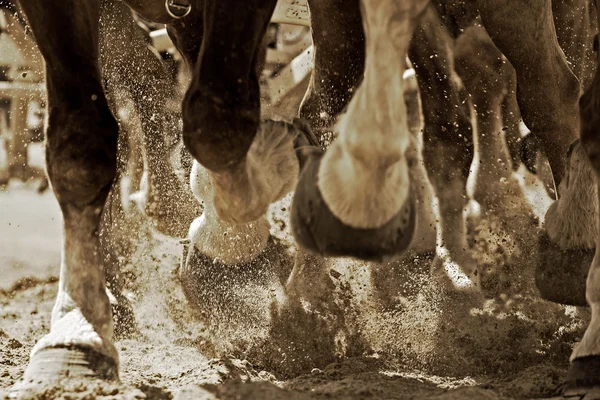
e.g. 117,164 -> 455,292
291,152 -> 416,262
559,356 -> 600,397
179,237 -> 292,314
535,231 -> 592,306
10,346 -> 118,396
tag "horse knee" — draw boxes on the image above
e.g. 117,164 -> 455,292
182,86 -> 260,172
46,103 -> 118,210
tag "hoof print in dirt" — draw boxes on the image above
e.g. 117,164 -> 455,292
560,356 -> 600,398
10,346 -> 118,396
535,232 -> 592,306
291,151 -> 416,262
265,298 -> 343,378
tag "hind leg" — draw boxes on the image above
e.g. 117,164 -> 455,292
409,5 -> 479,291
478,0 -> 580,187
100,0 -> 200,238
455,26 -> 517,215
478,0 -> 593,306
455,24 -> 544,295
127,52 -> 200,239
2,7 -> 46,186
11,0 -> 119,393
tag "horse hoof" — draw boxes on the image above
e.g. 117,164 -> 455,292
10,346 -> 118,397
535,231 -> 591,306
179,237 -> 292,315
291,151 -> 416,262
559,356 -> 600,397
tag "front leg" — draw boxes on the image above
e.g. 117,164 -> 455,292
11,0 -> 120,394
299,0 -> 365,139
409,5 -> 479,291
292,0 -> 429,261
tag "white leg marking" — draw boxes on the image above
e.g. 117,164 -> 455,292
434,177 -> 480,290
209,120 -> 300,224
32,213 -> 118,363
545,143 -> 598,250
190,161 -> 270,265
317,1 -> 428,229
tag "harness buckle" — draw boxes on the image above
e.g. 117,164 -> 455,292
165,0 -> 192,19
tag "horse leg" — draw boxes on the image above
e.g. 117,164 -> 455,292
126,45 -> 200,239
520,0 -> 595,184
291,0 -> 429,261
408,5 -> 479,291
478,0 -> 580,187
298,0 -> 364,140
561,11 -> 600,389
500,75 -> 524,172
455,25 -> 521,216
282,0 -> 365,305
11,0 -> 119,392
552,0 -> 596,89
100,0 -> 200,239
477,0 -> 594,306
176,1 -> 311,314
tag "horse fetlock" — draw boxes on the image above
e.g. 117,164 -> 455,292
544,140 -> 598,250
432,247 -> 481,293
187,212 -> 270,266
194,119 -> 300,225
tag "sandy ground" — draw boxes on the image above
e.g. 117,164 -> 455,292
0,42 -> 588,398
0,162 -> 592,399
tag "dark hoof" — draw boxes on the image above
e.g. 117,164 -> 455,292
559,356 -> 600,397
535,231 -> 592,306
10,346 -> 118,396
291,152 -> 416,262
179,237 -> 293,317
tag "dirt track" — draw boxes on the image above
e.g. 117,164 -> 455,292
0,174 -> 591,400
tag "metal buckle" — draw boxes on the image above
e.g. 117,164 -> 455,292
165,0 -> 192,19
